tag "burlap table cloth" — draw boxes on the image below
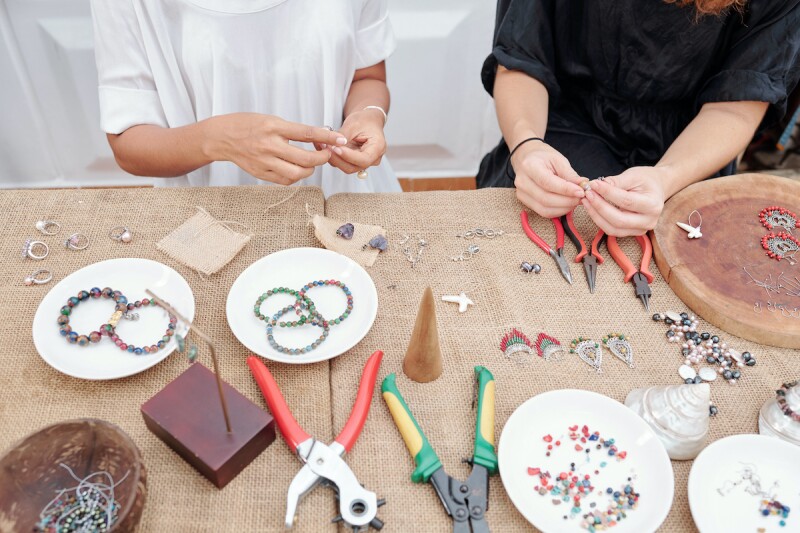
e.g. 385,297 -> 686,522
0,186 -> 334,532
0,186 -> 797,532
325,188 -> 799,533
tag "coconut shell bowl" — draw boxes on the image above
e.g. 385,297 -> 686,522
0,418 -> 146,532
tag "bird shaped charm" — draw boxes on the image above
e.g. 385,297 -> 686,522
441,292 -> 474,313
676,221 -> 702,239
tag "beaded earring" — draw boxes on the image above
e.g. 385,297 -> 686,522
570,337 -> 602,373
602,333 -> 634,368
175,333 -> 198,363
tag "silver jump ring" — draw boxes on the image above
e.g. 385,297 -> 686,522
22,239 -> 49,260
35,220 -> 61,235
109,226 -> 132,243
64,233 -> 89,251
24,269 -> 52,286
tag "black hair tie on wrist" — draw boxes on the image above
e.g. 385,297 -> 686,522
505,137 -> 546,180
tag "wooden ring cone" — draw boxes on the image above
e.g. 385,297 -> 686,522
402,287 -> 443,383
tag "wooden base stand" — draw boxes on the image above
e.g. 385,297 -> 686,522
141,363 -> 275,488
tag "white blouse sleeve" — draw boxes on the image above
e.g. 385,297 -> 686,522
91,0 -> 167,134
355,0 -> 397,70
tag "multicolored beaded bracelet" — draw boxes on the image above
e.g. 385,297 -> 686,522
298,279 -> 353,326
254,287 -> 311,326
266,302 -> 330,354
102,298 -> 178,355
777,381 -> 800,422
57,287 -> 128,346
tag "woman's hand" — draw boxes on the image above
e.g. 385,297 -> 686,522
512,141 -> 586,218
581,167 -> 667,237
325,109 -> 387,175
206,113 -> 348,185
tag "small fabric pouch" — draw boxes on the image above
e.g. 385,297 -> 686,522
157,207 -> 251,276
312,214 -> 385,267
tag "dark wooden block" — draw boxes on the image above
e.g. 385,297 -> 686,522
141,363 -> 275,488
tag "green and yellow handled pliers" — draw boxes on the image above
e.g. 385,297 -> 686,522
381,366 -> 497,532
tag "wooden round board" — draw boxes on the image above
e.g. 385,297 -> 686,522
652,173 -> 800,349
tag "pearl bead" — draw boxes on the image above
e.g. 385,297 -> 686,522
24,276 -> 33,286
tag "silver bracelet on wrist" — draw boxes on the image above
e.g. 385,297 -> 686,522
363,105 -> 388,126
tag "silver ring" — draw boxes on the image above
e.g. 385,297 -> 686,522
22,239 -> 49,260
64,233 -> 89,251
35,220 -> 61,235
357,170 -> 368,179
24,269 -> 52,286
109,226 -> 132,243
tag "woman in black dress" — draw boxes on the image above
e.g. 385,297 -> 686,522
478,0 -> 800,236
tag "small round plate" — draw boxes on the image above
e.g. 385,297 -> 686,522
499,389 -> 674,533
689,434 -> 800,533
226,247 -> 378,364
32,258 -> 194,380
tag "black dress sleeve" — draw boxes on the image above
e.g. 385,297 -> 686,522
697,0 -> 800,119
481,0 -> 560,98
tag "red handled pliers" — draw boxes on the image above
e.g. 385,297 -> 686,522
247,350 -> 385,531
560,211 -> 605,293
606,234 -> 655,311
520,211 -> 573,284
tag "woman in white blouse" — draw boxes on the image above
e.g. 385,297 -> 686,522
91,0 -> 400,196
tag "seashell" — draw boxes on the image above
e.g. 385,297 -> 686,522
759,381 -> 800,447
625,383 -> 710,460
698,367 -> 717,382
678,364 -> 697,380
665,311 -> 682,323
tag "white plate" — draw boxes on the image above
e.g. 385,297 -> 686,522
689,434 -> 800,533
226,247 -> 378,364
32,258 -> 194,380
498,389 -> 674,533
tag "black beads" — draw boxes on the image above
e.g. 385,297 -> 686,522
706,356 -> 717,364
709,405 -> 719,417
684,377 -> 694,384
652,313 -> 662,321
723,370 -> 733,380
666,331 -> 675,338
732,370 -> 741,379
711,335 -> 720,343
664,318 -> 674,325
680,312 -> 689,319
746,359 -> 756,366
700,332 -> 710,340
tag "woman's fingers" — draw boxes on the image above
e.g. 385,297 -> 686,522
277,121 -> 348,146
590,178 -> 658,215
516,188 -> 577,219
273,142 -> 332,168
254,155 -> 315,184
328,152 -> 362,174
550,156 -> 585,186
582,191 -> 651,236
525,162 -> 584,198
516,176 -> 581,209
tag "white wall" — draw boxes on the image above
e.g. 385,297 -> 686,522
0,0 -> 501,188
